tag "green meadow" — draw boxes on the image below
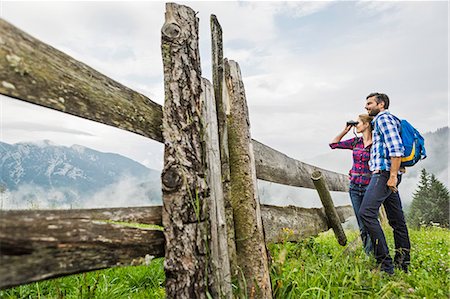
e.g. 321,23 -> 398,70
2,226 -> 448,298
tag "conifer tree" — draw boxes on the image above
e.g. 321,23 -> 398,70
408,169 -> 449,228
428,174 -> 449,227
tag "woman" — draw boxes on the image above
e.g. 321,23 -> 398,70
329,114 -> 373,255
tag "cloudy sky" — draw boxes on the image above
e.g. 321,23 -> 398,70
1,0 -> 448,174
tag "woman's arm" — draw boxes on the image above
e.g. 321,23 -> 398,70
330,125 -> 352,144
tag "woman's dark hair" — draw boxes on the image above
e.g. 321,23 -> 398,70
366,92 -> 390,109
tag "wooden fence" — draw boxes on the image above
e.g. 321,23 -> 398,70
0,3 -> 353,297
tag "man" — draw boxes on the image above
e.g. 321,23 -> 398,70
359,92 -> 411,275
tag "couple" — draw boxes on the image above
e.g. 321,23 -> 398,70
330,93 -> 410,275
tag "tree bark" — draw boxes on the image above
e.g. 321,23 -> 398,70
161,3 -> 210,298
211,14 -> 238,282
225,59 -> 272,299
311,170 -> 347,246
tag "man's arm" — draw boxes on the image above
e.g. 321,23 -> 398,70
378,115 -> 404,193
387,157 -> 401,193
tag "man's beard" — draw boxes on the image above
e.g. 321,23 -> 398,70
368,108 -> 380,116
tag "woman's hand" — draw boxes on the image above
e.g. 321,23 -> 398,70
343,124 -> 352,134
330,124 -> 353,144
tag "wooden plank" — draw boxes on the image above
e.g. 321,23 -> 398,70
253,140 -> 349,192
0,19 -> 163,142
261,204 -> 353,243
311,170 -> 347,246
211,14 -> 237,282
202,78 -> 232,298
225,59 -> 272,299
160,3 -> 211,298
0,207 -> 164,290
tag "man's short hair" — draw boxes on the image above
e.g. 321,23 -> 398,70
366,92 -> 390,109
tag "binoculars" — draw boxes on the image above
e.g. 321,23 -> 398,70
346,120 -> 358,127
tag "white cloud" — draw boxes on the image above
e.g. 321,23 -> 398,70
270,1 -> 334,18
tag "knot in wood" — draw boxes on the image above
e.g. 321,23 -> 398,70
311,170 -> 323,181
162,167 -> 182,192
162,22 -> 181,39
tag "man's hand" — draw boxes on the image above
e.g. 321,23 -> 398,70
387,175 -> 398,193
388,157 -> 402,193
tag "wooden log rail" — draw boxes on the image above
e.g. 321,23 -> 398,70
0,207 -> 165,290
0,19 -> 163,143
0,204 -> 353,290
0,18 -> 349,192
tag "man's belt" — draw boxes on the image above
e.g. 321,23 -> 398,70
372,170 -> 389,174
372,169 -> 406,175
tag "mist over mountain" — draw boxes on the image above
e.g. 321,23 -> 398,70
0,141 -> 162,209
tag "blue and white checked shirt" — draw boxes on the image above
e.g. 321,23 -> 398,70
370,110 -> 404,171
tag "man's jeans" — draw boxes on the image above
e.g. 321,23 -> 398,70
349,183 -> 373,255
359,171 -> 411,273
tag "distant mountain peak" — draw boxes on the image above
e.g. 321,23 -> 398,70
0,140 -> 162,209
70,144 -> 86,154
20,139 -> 57,147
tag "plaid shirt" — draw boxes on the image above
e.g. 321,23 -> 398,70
329,137 -> 372,185
370,110 -> 404,171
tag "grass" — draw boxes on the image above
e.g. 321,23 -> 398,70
0,258 -> 165,299
269,226 -> 450,298
1,227 -> 448,298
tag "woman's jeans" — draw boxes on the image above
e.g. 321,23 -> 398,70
359,171 -> 411,274
349,183 -> 373,255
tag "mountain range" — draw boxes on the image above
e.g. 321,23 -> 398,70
0,140 -> 162,209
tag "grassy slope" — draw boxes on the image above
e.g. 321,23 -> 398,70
270,227 -> 449,298
1,227 -> 448,298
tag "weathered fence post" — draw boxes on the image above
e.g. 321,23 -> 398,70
210,14 -> 238,279
224,59 -> 273,299
202,78 -> 233,298
311,170 -> 347,246
161,3 -> 210,298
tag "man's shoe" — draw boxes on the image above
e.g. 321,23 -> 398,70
395,263 -> 409,273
